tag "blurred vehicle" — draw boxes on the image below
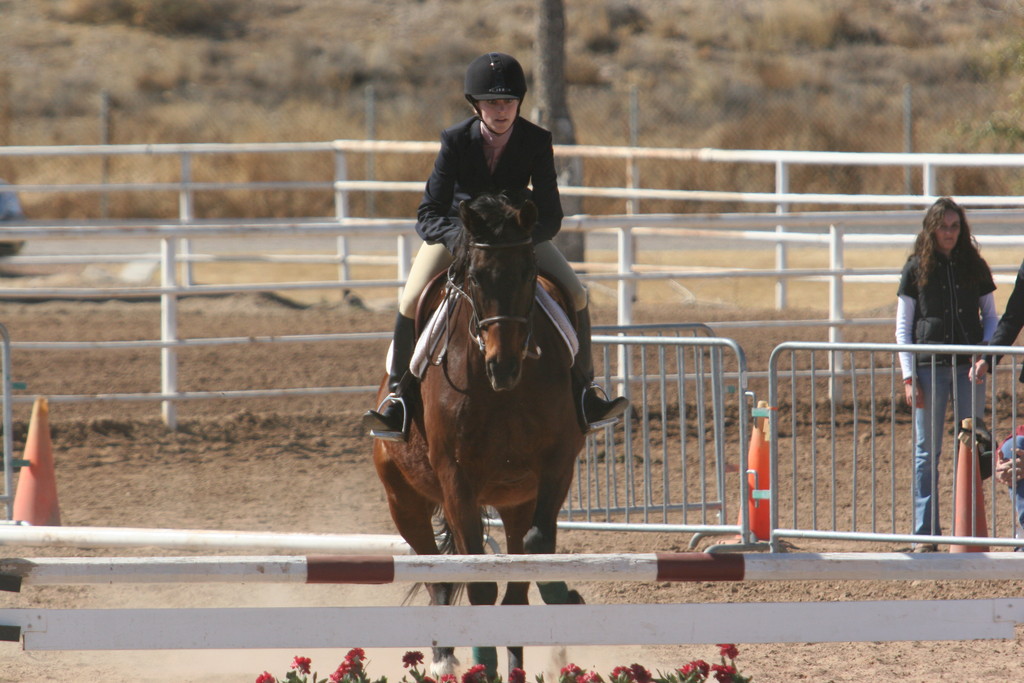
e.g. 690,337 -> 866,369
0,180 -> 26,256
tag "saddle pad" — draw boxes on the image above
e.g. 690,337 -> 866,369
408,294 -> 457,379
400,287 -> 578,379
536,284 -> 580,359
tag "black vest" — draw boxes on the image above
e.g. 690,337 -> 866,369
900,254 -> 992,366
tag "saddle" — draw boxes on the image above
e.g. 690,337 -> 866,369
408,270 -> 579,379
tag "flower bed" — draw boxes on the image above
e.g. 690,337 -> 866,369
255,645 -> 752,683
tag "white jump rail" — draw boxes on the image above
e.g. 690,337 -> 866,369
0,525 -> 411,556
0,552 -> 1022,649
1,552 -> 1023,586
0,601 -> 1020,649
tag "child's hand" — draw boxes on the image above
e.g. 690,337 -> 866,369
995,448 -> 1024,486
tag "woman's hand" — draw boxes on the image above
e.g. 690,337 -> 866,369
904,381 -> 923,409
970,357 -> 989,383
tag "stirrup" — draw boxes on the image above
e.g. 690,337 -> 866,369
365,393 -> 408,442
580,382 -> 629,434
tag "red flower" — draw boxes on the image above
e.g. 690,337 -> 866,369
609,666 -> 635,682
717,644 -> 739,661
711,664 -> 737,683
292,656 -> 312,674
561,663 -> 585,683
403,651 -> 425,669
579,672 -> 604,683
440,675 -> 458,683
330,660 -> 352,682
629,664 -> 651,683
509,667 -> 527,683
461,663 -> 489,683
343,648 -> 365,675
255,673 -> 275,683
679,660 -> 710,680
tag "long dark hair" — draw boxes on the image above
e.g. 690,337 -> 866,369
910,196 -> 989,289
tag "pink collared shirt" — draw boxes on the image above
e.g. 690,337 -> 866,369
480,120 -> 514,173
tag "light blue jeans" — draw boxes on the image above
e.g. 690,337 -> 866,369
999,435 -> 1024,540
913,364 -> 985,536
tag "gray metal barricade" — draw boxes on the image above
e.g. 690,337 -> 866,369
558,334 -> 754,548
0,324 -> 14,520
767,341 -> 1024,553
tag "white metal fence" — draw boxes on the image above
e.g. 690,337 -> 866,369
5,142 -> 1024,550
3,211 -> 1024,426
5,141 -> 1024,324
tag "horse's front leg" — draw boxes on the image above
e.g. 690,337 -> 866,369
425,583 -> 460,679
525,483 -> 585,606
493,502 -> 538,674
438,478 -> 501,679
373,446 -> 459,677
439,476 -> 498,607
498,501 -> 533,607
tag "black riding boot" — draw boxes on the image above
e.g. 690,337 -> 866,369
362,313 -> 416,441
572,305 -> 630,433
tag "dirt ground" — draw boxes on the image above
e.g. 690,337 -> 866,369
0,293 -> 1021,683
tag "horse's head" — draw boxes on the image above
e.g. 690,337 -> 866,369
452,192 -> 539,391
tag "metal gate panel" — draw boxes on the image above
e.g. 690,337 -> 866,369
559,333 -> 752,545
767,340 -> 1024,553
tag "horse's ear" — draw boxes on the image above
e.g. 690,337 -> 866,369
518,199 -> 537,236
459,200 -> 481,239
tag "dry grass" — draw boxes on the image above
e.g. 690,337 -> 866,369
56,0 -> 248,38
4,0 -> 1023,323
3,0 -> 1024,219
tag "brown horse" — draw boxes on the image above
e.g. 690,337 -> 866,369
372,192 -> 586,677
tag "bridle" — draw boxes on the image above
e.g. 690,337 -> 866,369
445,237 -> 538,359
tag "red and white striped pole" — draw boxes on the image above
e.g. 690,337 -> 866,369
2,552 -> 1022,587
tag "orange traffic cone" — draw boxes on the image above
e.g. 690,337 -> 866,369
949,417 -> 987,553
12,397 -> 61,526
744,400 -> 772,542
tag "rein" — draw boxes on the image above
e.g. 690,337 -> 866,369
445,237 -> 538,358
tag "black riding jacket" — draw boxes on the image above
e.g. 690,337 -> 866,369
415,115 -> 562,253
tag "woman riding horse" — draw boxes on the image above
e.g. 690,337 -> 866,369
362,51 -> 628,440
372,191 -> 587,677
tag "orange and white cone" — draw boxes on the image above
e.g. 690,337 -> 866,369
949,417 -> 987,553
12,397 -> 61,526
729,400 -> 771,544
745,401 -> 772,542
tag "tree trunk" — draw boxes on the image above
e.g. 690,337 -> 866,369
532,0 -> 583,262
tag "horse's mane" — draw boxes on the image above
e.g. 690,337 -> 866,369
450,191 -> 533,279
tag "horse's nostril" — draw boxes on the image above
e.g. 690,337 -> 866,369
487,357 -> 521,391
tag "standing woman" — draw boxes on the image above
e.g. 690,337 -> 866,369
971,259 -> 1024,544
895,196 -> 998,550
362,52 -> 629,440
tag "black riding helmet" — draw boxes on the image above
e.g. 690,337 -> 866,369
464,52 -> 527,103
